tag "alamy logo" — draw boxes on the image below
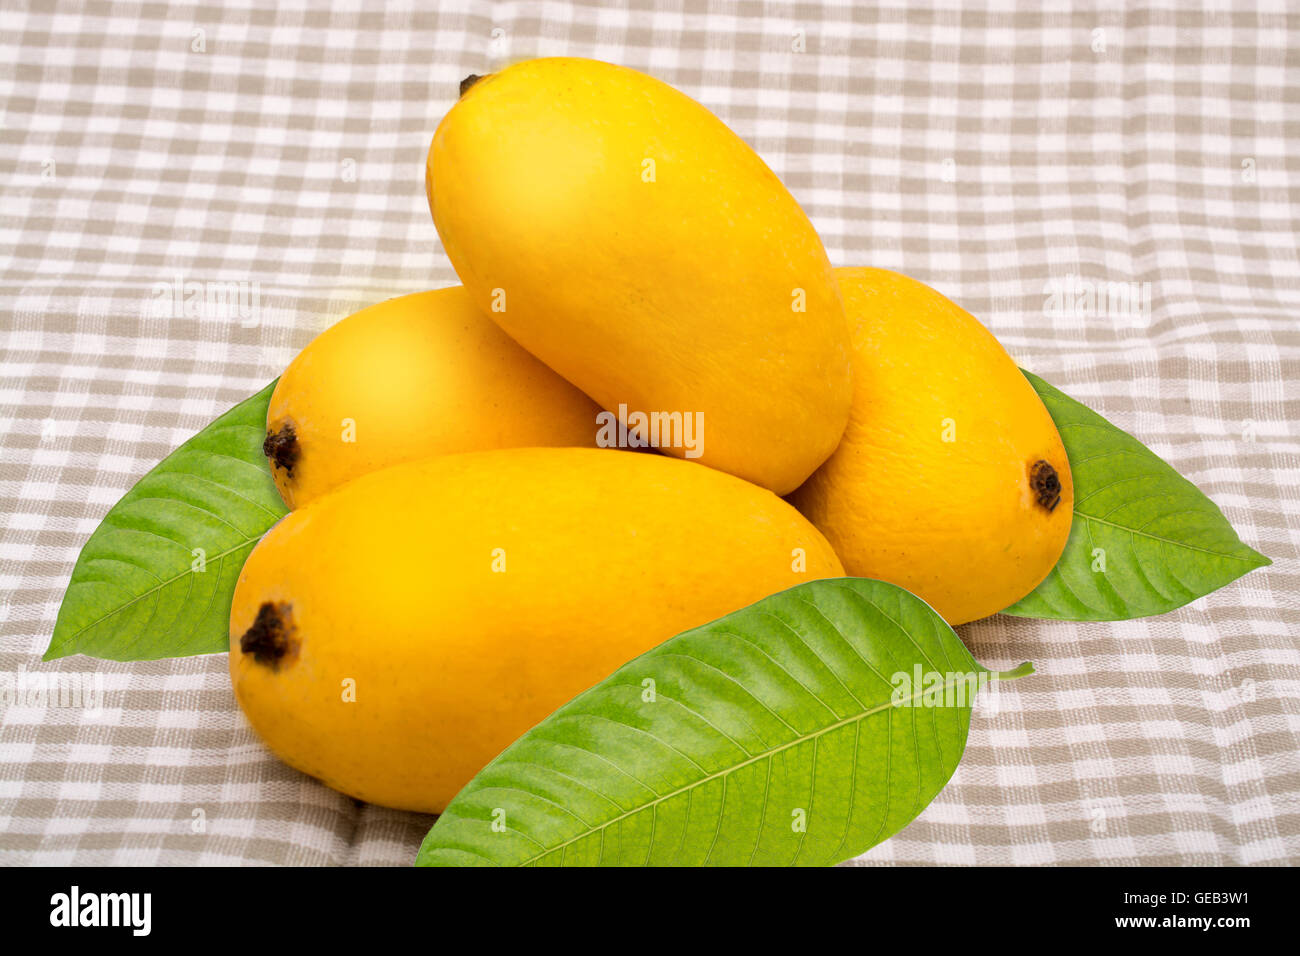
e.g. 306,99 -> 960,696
1042,274 -> 1152,326
0,666 -> 104,715
596,405 -> 704,458
151,274 -> 261,326
890,664 -> 994,708
49,886 -> 151,936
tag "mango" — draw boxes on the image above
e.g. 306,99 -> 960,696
790,268 -> 1073,626
263,287 -> 601,509
426,58 -> 852,495
229,447 -> 843,812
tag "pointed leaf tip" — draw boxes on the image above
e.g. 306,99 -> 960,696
418,577 -> 1009,867
1006,371 -> 1270,621
45,381 -> 283,662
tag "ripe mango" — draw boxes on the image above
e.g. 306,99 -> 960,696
229,447 -> 843,813
427,58 -> 852,495
263,287 -> 601,509
790,268 -> 1073,626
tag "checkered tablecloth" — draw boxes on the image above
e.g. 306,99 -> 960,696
2,0 -> 1297,866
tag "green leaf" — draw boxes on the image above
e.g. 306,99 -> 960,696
1004,371 -> 1269,621
44,382 -> 284,662
417,578 -> 1031,867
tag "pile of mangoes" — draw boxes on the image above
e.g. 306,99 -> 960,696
230,58 -> 1072,813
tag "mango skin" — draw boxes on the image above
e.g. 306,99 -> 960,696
230,447 -> 844,813
264,287 -> 601,509
790,268 -> 1074,626
427,58 -> 852,495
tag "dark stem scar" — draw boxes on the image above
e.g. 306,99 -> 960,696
459,74 -> 483,97
1030,460 -> 1063,513
263,422 -> 299,476
240,602 -> 297,669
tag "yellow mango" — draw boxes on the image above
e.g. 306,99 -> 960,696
790,268 -> 1073,626
263,287 -> 601,509
230,447 -> 843,813
427,58 -> 852,495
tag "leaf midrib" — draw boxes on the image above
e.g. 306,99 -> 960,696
1077,512 -> 1263,564
49,536 -> 259,655
507,670 -> 987,867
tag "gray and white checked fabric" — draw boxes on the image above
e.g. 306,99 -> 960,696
2,0 -> 1297,866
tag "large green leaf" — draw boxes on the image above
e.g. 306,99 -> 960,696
417,577 -> 1031,867
1004,371 -> 1269,621
44,382 -> 284,662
